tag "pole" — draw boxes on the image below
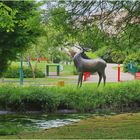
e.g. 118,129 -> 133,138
84,72 -> 87,81
20,53 -> 23,85
118,64 -> 120,82
57,65 -> 60,76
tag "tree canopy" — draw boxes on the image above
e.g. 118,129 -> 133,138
1,0 -> 140,76
43,0 -> 140,63
0,1 -> 43,76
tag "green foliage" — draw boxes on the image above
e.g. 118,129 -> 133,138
3,65 -> 45,78
10,113 -> 140,139
111,50 -> 126,63
123,51 -> 140,72
45,6 -> 110,61
0,2 -> 17,31
95,46 -> 114,63
119,24 -> 140,52
76,25 -> 109,51
136,65 -> 140,72
0,1 -> 43,76
42,7 -> 72,63
95,46 -> 126,63
86,52 -> 97,59
0,126 -> 19,135
44,1 -> 140,65
0,81 -> 140,112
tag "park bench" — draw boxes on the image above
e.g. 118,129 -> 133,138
135,72 -> 140,80
46,64 -> 60,76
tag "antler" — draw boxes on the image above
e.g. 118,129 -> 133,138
75,45 -> 91,52
74,45 -> 83,51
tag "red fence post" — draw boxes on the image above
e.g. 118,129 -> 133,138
83,72 -> 91,81
118,64 -> 120,82
84,72 -> 87,81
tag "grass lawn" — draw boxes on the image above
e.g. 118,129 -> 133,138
1,113 -> 140,139
1,77 -> 78,86
11,61 -> 75,76
1,61 -> 77,86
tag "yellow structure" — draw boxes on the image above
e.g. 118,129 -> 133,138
57,80 -> 64,87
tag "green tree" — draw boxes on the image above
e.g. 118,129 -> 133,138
0,2 -> 17,31
44,1 -> 140,63
0,1 -> 43,76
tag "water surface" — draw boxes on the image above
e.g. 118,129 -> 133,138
0,113 -> 90,135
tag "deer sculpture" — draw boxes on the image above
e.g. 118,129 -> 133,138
72,46 -> 107,87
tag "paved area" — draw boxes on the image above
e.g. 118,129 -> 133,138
2,63 -> 134,85
51,63 -> 135,83
86,63 -> 134,83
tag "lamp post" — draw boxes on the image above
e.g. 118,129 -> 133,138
20,53 -> 23,85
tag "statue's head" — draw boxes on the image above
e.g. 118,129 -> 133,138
69,50 -> 77,57
66,46 -> 80,58
65,44 -> 91,59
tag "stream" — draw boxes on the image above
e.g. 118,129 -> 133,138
0,112 -> 91,135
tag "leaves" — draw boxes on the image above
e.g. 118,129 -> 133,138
0,2 -> 17,31
0,1 -> 43,76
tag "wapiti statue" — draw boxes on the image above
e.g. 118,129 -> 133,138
70,46 -> 107,87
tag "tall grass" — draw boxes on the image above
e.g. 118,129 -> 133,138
0,81 -> 140,112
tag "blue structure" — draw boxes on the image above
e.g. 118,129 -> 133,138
127,62 -> 137,74
46,64 -> 60,76
20,53 -> 23,85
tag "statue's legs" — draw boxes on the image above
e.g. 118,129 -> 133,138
97,72 -> 102,87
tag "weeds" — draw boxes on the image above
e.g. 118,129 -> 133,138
0,81 -> 140,112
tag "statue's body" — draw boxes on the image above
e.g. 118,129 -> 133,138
72,47 -> 107,87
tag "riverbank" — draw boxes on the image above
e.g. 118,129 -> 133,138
0,81 -> 140,112
1,112 -> 140,139
0,113 -> 88,136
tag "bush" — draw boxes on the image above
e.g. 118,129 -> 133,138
0,81 -> 140,113
3,65 -> 45,78
110,50 -> 125,64
136,65 -> 140,72
95,47 -> 114,63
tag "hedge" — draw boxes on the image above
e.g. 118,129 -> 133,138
3,65 -> 45,78
0,81 -> 140,113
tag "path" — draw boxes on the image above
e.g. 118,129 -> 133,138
1,63 -> 134,86
86,63 -> 134,83
51,63 -> 135,83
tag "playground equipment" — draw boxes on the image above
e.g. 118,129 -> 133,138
46,64 -> 60,76
73,47 -> 107,87
20,53 -> 23,85
127,63 -> 136,74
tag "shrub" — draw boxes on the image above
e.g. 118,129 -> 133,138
96,46 -> 126,64
95,47 -> 114,63
3,65 -> 45,78
111,50 -> 125,64
0,81 -> 140,113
